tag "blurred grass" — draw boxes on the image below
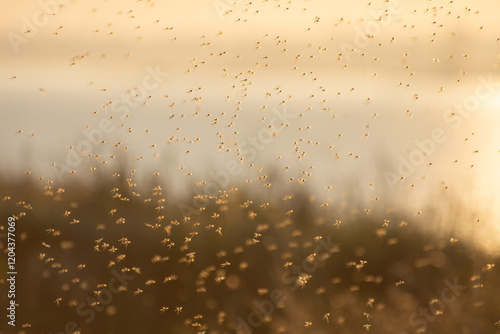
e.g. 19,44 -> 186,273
0,171 -> 499,334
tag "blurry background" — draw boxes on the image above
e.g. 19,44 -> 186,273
1,0 -> 500,333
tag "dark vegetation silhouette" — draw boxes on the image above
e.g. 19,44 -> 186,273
0,168 -> 499,334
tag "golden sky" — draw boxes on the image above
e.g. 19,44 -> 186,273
2,0 -> 500,252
